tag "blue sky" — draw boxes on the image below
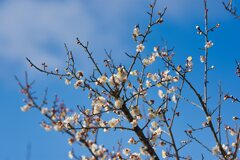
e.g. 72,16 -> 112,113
0,0 -> 240,159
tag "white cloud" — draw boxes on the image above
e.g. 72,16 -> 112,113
0,0 -> 231,83
0,0 -> 141,81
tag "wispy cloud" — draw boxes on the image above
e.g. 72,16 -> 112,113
0,0 -> 142,74
0,0 -> 230,83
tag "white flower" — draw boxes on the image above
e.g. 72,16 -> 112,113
129,153 -> 141,159
206,116 -> 212,122
172,95 -> 177,103
151,121 -> 158,128
92,96 -> 106,114
81,156 -> 87,160
158,90 -> 165,99
212,145 -> 220,155
115,98 -> 124,109
230,130 -> 237,136
142,59 -> 150,66
146,80 -> 152,87
68,151 -> 74,159
131,119 -> 138,127
200,55 -> 205,63
205,41 -> 213,48
151,73 -> 159,82
154,127 -> 162,136
136,44 -> 145,52
74,80 -> 83,89
68,138 -> 74,145
21,104 -> 32,112
133,26 -> 140,37
116,67 -> 127,82
90,143 -> 98,152
122,148 -> 131,156
130,70 -> 138,76
76,71 -> 84,78
41,107 -> 48,115
97,75 -> 108,84
103,128 -> 108,132
187,56 -> 192,61
173,76 -> 179,82
186,56 -> 193,71
232,116 -> 239,121
66,72 -> 72,76
162,150 -> 167,158
130,106 -> 140,117
53,122 -> 63,131
65,79 -> 71,85
154,46 -> 158,52
41,121 -> 52,131
128,137 -> 136,144
167,86 -> 177,93
108,118 -> 120,128
232,142 -> 237,147
222,144 -> 228,151
148,111 -> 156,119
161,51 -> 168,57
127,82 -> 133,89
108,75 -> 120,86
140,146 -> 148,155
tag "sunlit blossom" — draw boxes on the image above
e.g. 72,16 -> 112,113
158,90 -> 165,99
65,78 -> 71,85
108,118 -> 120,128
162,150 -> 167,158
122,148 -> 131,156
115,98 -> 124,109
21,103 -> 32,112
200,55 -> 205,63
205,41 -> 214,48
74,79 -> 83,89
68,151 -> 74,159
136,44 -> 145,52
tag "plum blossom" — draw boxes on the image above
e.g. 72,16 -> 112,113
206,116 -> 212,122
108,118 -> 120,128
136,44 -> 145,52
130,70 -> 138,76
122,148 -> 131,156
140,146 -> 148,155
172,95 -> 177,103
128,137 -> 136,144
68,151 -> 74,159
146,80 -> 152,87
162,150 -> 167,158
21,103 -> 32,112
76,71 -> 84,78
65,78 -> 71,85
212,145 -> 220,155
115,98 -> 124,109
41,107 -> 48,115
97,75 -> 108,84
158,90 -> 165,99
92,96 -> 106,114
205,41 -> 214,48
116,67 -> 127,82
41,121 -> 52,131
131,119 -> 138,127
74,79 -> 83,89
186,56 -> 193,71
132,25 -> 140,40
200,55 -> 205,63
